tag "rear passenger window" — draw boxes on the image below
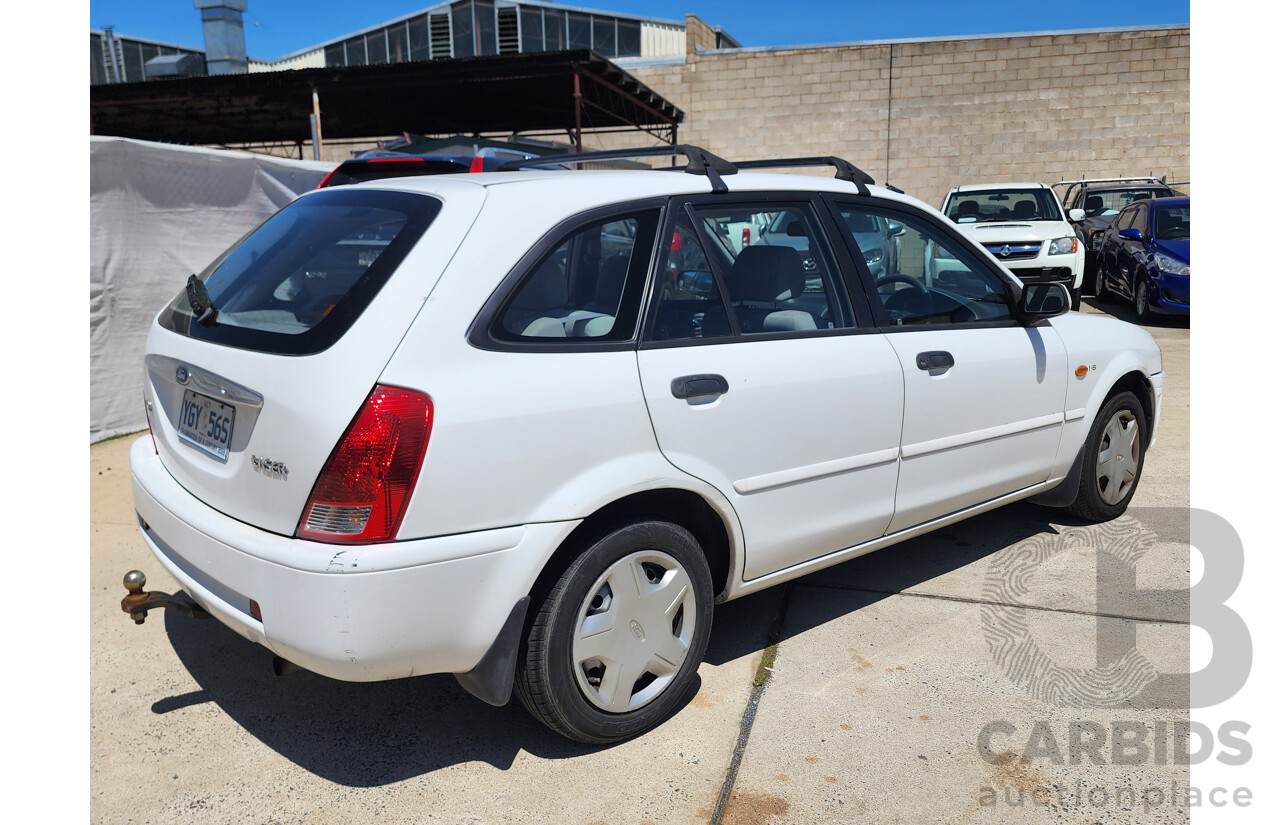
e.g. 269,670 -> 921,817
649,201 -> 854,341
495,210 -> 659,341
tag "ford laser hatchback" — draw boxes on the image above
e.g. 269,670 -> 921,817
125,146 -> 1163,743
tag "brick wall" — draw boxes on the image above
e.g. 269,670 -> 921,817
624,25 -> 1189,208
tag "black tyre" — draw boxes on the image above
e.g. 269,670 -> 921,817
1133,278 -> 1153,324
1094,264 -> 1111,302
1066,391 -> 1148,522
514,521 -> 714,743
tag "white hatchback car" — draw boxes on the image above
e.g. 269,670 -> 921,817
125,147 -> 1162,743
938,183 -> 1087,310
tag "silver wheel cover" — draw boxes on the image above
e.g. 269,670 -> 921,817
572,550 -> 697,713
1096,409 -> 1140,505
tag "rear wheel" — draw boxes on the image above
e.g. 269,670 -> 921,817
514,521 -> 714,743
1066,391 -> 1147,522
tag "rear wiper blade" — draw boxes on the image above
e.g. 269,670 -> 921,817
186,274 -> 218,327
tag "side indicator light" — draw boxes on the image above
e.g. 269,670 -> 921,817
1075,365 -> 1089,377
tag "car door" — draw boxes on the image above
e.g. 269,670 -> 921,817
1116,202 -> 1151,297
828,197 -> 1069,533
637,195 -> 906,582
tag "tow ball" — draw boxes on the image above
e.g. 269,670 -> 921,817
120,570 -> 211,625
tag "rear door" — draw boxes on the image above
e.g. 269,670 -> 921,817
829,197 -> 1068,533
142,183 -> 486,535
637,195 -> 905,582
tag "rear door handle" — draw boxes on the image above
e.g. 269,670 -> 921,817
916,351 -> 954,371
671,374 -> 729,399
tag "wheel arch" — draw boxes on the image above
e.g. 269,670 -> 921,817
1105,369 -> 1156,436
525,489 -> 737,615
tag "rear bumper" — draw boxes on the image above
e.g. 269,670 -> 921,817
129,437 -> 576,682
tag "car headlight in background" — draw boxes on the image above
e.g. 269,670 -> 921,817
1154,252 -> 1190,277
864,247 -> 884,265
1047,236 -> 1078,255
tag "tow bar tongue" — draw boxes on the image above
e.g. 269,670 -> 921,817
120,570 -> 211,624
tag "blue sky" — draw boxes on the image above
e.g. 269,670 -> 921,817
89,0 -> 1190,59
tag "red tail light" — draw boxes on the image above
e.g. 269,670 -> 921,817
469,156 -> 485,173
671,230 -> 683,251
316,169 -> 338,189
297,385 -> 434,544
742,227 -> 751,247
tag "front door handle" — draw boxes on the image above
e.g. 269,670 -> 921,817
916,351 -> 954,371
671,374 -> 729,399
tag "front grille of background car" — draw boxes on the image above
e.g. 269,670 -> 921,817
984,243 -> 1041,261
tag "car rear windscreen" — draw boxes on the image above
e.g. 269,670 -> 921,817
157,188 -> 441,355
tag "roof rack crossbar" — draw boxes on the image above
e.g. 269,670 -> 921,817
497,144 -> 737,193
734,156 -> 875,196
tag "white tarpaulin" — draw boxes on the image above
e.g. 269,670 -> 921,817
90,137 -> 333,442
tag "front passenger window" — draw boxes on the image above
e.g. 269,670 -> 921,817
836,204 -> 1014,327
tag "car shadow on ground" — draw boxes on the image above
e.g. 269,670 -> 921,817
158,607 -> 700,784
152,500 -> 1129,786
1080,294 -> 1190,328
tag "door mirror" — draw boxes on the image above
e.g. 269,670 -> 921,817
1018,282 -> 1071,326
885,219 -> 905,237
1118,228 -> 1142,240
677,270 -> 716,295
1068,208 -> 1085,222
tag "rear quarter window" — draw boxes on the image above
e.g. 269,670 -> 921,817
158,188 -> 441,355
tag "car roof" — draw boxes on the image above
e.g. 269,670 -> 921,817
948,182 -> 1050,193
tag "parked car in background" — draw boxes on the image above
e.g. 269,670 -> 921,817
1096,196 -> 1190,322
937,183 -> 1086,309
124,146 -> 1162,744
317,145 -> 560,188
755,207 -> 903,282
1055,177 -> 1179,292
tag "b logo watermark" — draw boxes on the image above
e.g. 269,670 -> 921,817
980,508 -> 1251,709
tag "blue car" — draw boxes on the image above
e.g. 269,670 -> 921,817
1096,196 -> 1190,322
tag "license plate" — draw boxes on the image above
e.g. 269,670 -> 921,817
177,390 -> 236,462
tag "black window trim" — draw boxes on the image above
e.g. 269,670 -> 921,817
639,191 -> 875,349
821,193 -> 1026,334
467,197 -> 667,353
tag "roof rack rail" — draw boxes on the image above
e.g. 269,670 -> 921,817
734,156 -> 876,196
1051,176 -> 1174,204
497,144 -> 738,193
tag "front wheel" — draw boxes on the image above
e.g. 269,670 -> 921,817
1066,391 -> 1148,522
514,521 -> 714,743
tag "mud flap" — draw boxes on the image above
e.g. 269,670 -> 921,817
454,596 -> 530,707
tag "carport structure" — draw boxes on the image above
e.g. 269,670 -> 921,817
89,49 -> 683,156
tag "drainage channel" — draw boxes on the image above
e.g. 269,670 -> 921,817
709,582 -> 794,825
